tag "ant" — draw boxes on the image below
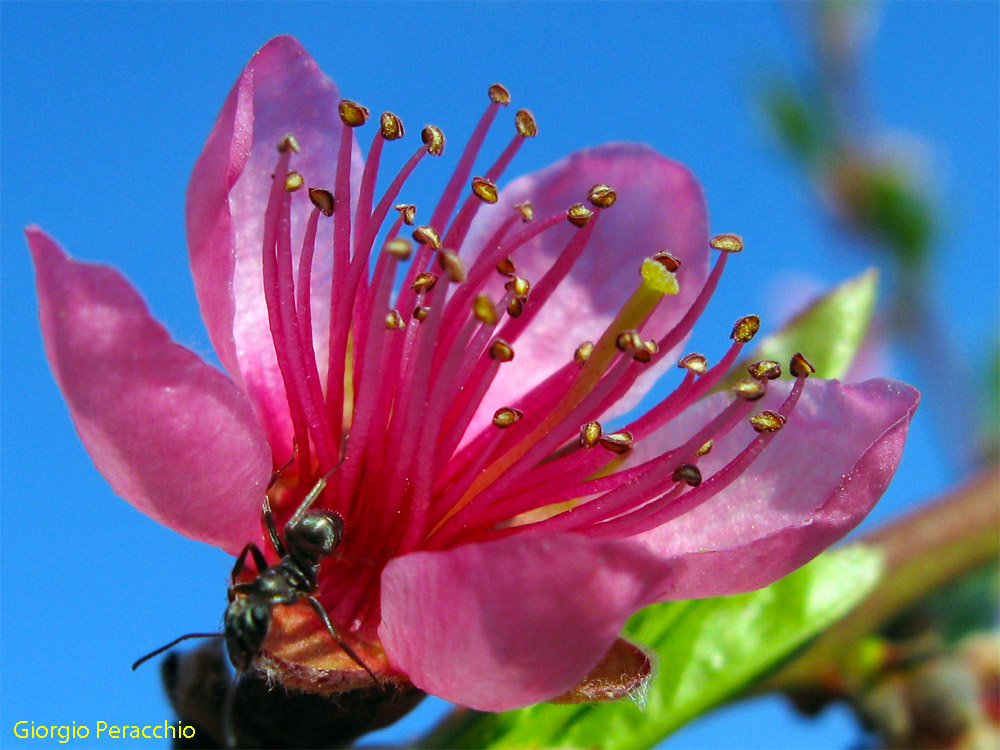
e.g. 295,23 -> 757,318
132,461 -> 379,746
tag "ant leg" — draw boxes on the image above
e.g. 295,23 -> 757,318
303,595 -> 383,689
262,496 -> 286,558
231,542 -> 269,582
286,458 -> 346,529
268,437 -> 298,490
131,632 -> 224,671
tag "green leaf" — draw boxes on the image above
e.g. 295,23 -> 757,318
718,268 -> 879,392
426,545 -> 884,749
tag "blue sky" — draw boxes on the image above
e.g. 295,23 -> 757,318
2,2 -> 997,748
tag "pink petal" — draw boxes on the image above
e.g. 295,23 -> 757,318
460,143 -> 709,435
28,227 -> 272,555
630,378 -> 919,599
378,532 -> 659,711
186,34 -> 361,455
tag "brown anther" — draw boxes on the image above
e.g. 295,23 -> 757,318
489,339 -> 514,362
733,378 -> 766,401
515,201 -> 534,222
308,188 -> 335,216
284,170 -> 304,192
790,352 -> 816,379
599,431 -> 634,454
385,310 -> 406,330
411,272 -> 438,294
748,359 -> 782,381
580,421 -> 603,448
515,109 -> 538,137
711,233 -> 744,253
678,353 -> 708,375
438,249 -> 467,283
506,296 -> 524,318
496,257 -> 516,275
492,406 -> 524,428
672,463 -> 702,487
421,125 -> 445,155
394,203 -> 417,225
633,339 -> 659,363
412,225 -> 442,249
731,314 -> 761,343
380,111 -> 404,140
504,276 -> 531,298
488,83 -> 511,105
750,411 -> 787,433
383,237 -> 412,260
338,100 -> 369,128
567,203 -> 594,227
588,184 -> 617,208
616,330 -> 643,353
277,133 -> 300,153
574,341 -> 595,365
473,295 -> 498,325
471,176 -> 499,204
652,251 -> 682,273
696,440 -> 714,457
413,306 -> 430,322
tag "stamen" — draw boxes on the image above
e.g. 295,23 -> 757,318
678,353 -> 708,375
580,420 -> 603,448
710,233 -> 744,252
747,359 -> 782,381
493,407 -> 524,428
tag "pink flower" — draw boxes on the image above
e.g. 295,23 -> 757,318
28,35 -> 918,712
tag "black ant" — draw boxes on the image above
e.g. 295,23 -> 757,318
132,462 -> 379,746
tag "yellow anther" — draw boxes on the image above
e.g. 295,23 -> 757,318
734,378 -> 766,401
413,305 -> 430,322
633,339 -> 659,363
308,188 -> 335,216
411,272 -> 438,293
652,250 -> 681,273
711,233 -> 744,253
580,420 -> 603,448
515,109 -> 538,137
748,359 -> 782,381
488,83 -> 512,105
504,276 -> 531,298
588,184 -> 617,208
616,330 -> 643,353
380,111 -> 404,140
496,257 -> 516,275
284,170 -> 305,192
385,310 -> 406,330
731,314 -> 761,343
489,339 -> 514,362
412,225 -> 442,249
640,257 -> 680,295
471,176 -> 499,204
696,440 -> 714,457
339,99 -> 370,128
599,431 -> 634,454
678,353 -> 708,375
277,133 -> 300,153
790,352 -> 816,378
438,249 -> 467,283
672,463 -> 702,487
574,341 -> 595,365
567,203 -> 594,227
515,202 -> 534,222
394,203 -> 417,225
422,125 -> 445,155
473,294 -> 498,325
506,296 -> 524,318
383,237 -> 412,260
492,406 -> 523,428
750,411 -> 787,433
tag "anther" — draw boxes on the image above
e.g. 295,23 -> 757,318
473,295 -> 498,325
790,352 -> 816,378
567,203 -> 594,227
731,314 -> 761,343
696,440 -> 714,457
277,133 -> 300,153
385,310 -> 406,330
515,202 -> 534,222
599,431 -> 634,454
384,237 -> 412,260
496,257 -> 516,275
471,176 -> 499,204
748,360 -> 782,381
640,257 -> 680,295
506,296 -> 524,318
438,249 -> 467,283
652,250 -> 682,273
308,188 -> 335,216
504,276 -> 531,298
588,184 -> 617,208
284,170 -> 304,192
711,233 -> 744,253
575,341 -> 595,366
493,406 -> 524,428
580,420 -> 603,448
411,272 -> 439,293
633,340 -> 659,364
395,203 -> 417,225
488,83 -> 512,105
616,330 -> 643,354
489,339 -> 514,362
733,378 -> 766,401
678,353 -> 708,375
412,225 -> 442,249
750,411 -> 787,433
515,109 -> 538,137
380,111 -> 405,140
421,125 -> 445,155
339,100 -> 370,128
413,306 -> 430,322
672,463 -> 703,487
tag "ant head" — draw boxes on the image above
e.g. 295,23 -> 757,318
224,598 -> 270,672
284,510 -> 344,563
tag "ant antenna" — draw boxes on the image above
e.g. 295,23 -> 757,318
131,632 -> 224,671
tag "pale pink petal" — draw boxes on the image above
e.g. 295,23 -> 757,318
629,378 -> 919,599
187,34 -> 361,455
28,227 -> 272,555
460,143 -> 709,435
378,532 -> 659,711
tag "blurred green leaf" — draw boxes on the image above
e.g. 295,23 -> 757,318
427,545 -> 883,749
761,80 -> 832,165
718,268 -> 879,392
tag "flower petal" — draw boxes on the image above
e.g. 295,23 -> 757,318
187,34 -> 360,455
28,227 -> 271,554
630,378 -> 919,599
460,143 -> 709,435
378,532 -> 659,711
